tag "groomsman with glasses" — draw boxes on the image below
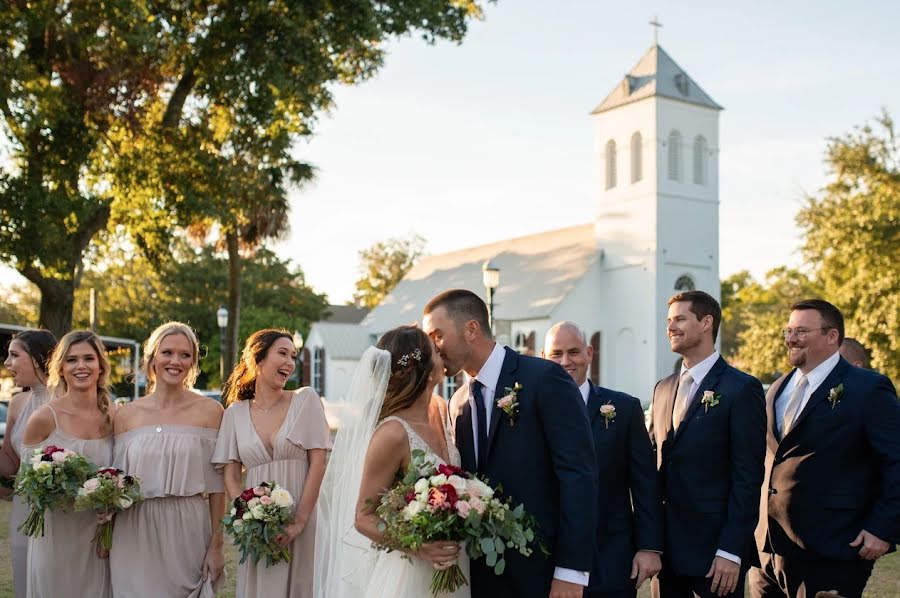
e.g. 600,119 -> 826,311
751,299 -> 900,598
542,321 -> 663,598
649,291 -> 766,598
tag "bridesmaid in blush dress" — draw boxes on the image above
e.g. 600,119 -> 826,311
0,330 -> 56,598
110,322 -> 225,598
21,331 -> 115,598
213,329 -> 331,598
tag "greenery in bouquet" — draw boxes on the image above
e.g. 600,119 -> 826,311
222,481 -> 295,567
374,449 -> 540,595
74,467 -> 143,554
15,445 -> 97,537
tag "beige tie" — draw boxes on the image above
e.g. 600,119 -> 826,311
672,370 -> 694,431
782,374 -> 809,437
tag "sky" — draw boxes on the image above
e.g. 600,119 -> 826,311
3,1 -> 899,304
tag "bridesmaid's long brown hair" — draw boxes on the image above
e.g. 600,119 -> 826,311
222,329 -> 294,406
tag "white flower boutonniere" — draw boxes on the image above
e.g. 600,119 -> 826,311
497,382 -> 523,427
599,403 -> 616,429
828,384 -> 844,409
701,390 -> 722,413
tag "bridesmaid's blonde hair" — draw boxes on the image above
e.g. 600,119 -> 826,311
142,322 -> 201,392
47,330 -> 112,423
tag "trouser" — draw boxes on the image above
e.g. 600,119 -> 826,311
747,552 -> 874,598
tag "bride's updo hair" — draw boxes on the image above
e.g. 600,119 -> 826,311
376,325 -> 435,421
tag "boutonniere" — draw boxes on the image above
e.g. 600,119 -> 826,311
827,384 -> 844,409
497,382 -> 523,427
700,390 -> 721,413
599,402 -> 616,429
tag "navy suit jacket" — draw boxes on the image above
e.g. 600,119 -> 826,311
648,355 -> 766,576
755,357 -> 900,561
449,347 -> 598,597
585,382 -> 663,593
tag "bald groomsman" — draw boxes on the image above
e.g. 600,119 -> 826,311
543,321 -> 663,598
751,300 -> 900,598
649,291 -> 766,598
838,337 -> 869,369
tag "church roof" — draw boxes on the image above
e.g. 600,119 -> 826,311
309,322 -> 372,359
362,224 -> 598,333
323,304 -> 369,324
591,44 -> 722,114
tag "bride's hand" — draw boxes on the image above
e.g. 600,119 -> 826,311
416,541 -> 460,569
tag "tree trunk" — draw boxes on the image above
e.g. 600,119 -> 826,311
224,230 -> 242,379
36,278 -> 75,339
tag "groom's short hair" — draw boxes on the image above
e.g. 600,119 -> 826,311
424,289 -> 493,338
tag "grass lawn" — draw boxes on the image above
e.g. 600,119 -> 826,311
0,499 -> 896,597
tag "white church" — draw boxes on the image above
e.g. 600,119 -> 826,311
305,43 -> 722,406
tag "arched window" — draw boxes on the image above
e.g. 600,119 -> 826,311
693,135 -> 708,185
630,132 -> 642,183
605,139 -> 617,189
674,275 -> 696,291
667,130 -> 682,181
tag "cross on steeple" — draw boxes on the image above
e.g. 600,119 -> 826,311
649,15 -> 662,45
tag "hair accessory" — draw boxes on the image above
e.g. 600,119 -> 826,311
396,348 -> 422,367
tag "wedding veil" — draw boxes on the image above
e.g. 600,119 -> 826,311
313,345 -> 392,598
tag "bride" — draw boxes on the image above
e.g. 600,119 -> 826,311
314,325 -> 470,598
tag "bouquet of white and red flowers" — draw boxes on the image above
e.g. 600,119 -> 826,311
222,481 -> 295,567
374,450 -> 540,595
15,445 -> 96,537
74,467 -> 143,553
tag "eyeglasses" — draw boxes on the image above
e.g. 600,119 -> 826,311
782,327 -> 831,339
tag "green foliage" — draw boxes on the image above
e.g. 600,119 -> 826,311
797,111 -> 900,381
354,235 -> 427,309
15,447 -> 97,538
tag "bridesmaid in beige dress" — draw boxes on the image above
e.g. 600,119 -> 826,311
0,330 -> 56,598
21,330 -> 115,598
214,329 -> 331,598
110,322 -> 225,598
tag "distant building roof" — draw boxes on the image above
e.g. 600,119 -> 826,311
309,322 -> 372,360
591,44 -> 722,114
363,224 -> 597,333
323,304 -> 369,324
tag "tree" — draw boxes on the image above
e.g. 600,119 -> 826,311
797,111 -> 900,381
0,1 -> 490,337
354,235 -> 427,308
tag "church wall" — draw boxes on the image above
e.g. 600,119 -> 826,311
324,358 -> 359,402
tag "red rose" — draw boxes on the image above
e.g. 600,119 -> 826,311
98,467 -> 120,476
43,445 -> 62,456
437,463 -> 468,478
405,491 -> 416,504
240,488 -> 257,503
437,484 -> 458,507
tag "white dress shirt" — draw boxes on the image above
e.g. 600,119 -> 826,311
469,343 -> 590,587
775,350 -> 841,437
578,379 -> 591,404
678,351 -> 741,566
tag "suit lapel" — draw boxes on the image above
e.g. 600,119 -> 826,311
486,347 -> 518,463
766,372 -> 792,453
785,358 -> 848,437
456,384 -> 477,473
673,356 -> 727,443
587,381 -> 604,423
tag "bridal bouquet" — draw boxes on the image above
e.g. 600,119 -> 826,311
74,467 -> 143,553
375,450 -> 539,595
222,482 -> 295,566
15,445 -> 96,537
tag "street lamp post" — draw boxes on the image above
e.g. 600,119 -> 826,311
482,260 -> 500,334
293,330 -> 304,387
216,306 -> 228,383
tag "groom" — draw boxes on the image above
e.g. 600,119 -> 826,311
423,289 -> 598,598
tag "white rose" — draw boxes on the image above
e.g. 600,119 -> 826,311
402,501 -> 424,521
230,507 -> 237,516
118,497 -> 133,510
33,461 -> 51,472
248,497 -> 260,508
476,480 -> 494,499
51,451 -> 68,463
250,504 -> 266,519
414,478 -> 430,494
29,454 -> 41,465
429,474 -> 447,487
83,478 -> 101,494
447,475 -> 467,495
270,488 -> 294,509
242,511 -> 253,520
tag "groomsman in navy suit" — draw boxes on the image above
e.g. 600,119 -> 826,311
649,291 -> 766,598
542,321 -> 664,598
751,299 -> 900,598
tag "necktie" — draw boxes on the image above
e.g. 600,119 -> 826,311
672,370 -> 694,431
472,379 -> 488,469
781,374 -> 808,438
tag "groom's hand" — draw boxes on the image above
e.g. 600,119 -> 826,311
631,550 -> 662,589
549,578 -> 583,598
